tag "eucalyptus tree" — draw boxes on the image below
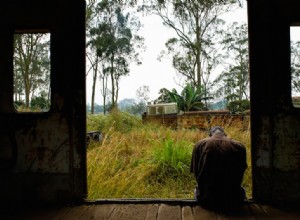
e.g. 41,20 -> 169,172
86,0 -> 101,114
13,33 -> 50,108
140,0 -> 240,97
213,22 -> 249,103
86,0 -> 111,114
88,0 -> 144,110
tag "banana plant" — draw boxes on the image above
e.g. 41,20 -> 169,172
167,84 -> 208,112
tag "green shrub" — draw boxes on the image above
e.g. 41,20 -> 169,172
105,109 -> 143,133
14,101 -> 25,109
227,99 -> 250,113
30,96 -> 50,110
87,110 -> 143,134
86,114 -> 106,132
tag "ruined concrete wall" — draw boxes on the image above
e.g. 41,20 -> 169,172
142,113 -> 178,129
177,111 -> 250,131
142,111 -> 250,131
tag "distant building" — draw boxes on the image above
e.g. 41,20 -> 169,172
146,102 -> 177,115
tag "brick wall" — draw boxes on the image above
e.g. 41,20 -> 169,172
142,110 -> 250,130
142,113 -> 177,129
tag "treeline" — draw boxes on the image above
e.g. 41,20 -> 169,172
86,0 -> 250,114
13,0 -> 300,113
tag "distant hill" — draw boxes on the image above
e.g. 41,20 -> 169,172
87,98 -> 139,114
209,99 -> 227,110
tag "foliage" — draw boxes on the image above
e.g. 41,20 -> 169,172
167,84 -> 208,112
140,0 -> 240,100
14,101 -> 25,109
213,22 -> 249,102
291,41 -> 300,95
123,85 -> 150,115
86,109 -> 143,133
88,0 -> 144,109
150,138 -> 192,177
14,33 -> 50,108
154,88 -> 173,103
87,122 -> 200,199
125,101 -> 147,116
30,96 -> 50,111
105,109 -> 143,133
227,99 -> 250,113
87,113 -> 107,132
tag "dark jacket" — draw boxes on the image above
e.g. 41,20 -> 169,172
190,133 -> 247,210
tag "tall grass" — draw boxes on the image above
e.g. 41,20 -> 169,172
86,111 -> 252,200
150,138 -> 192,174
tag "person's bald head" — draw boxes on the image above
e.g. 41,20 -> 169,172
209,126 -> 227,137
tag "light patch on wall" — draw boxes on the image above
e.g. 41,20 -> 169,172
13,32 -> 51,112
290,26 -> 300,107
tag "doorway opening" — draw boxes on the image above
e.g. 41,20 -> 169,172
85,0 -> 252,201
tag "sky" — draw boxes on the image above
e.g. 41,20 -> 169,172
86,2 -> 248,105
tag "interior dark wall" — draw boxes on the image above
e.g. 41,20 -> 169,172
248,0 -> 300,204
1,0 -> 300,206
0,0 -> 86,205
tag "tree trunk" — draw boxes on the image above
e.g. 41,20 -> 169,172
103,78 -> 106,114
91,56 -> 99,114
110,55 -> 116,109
195,15 -> 202,90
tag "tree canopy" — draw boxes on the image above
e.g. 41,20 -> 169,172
87,0 -> 144,111
140,0 -> 240,95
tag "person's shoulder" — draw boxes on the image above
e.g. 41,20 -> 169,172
195,137 -> 211,147
230,138 -> 246,149
197,137 -> 211,143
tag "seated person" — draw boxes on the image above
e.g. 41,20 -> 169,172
190,126 -> 247,211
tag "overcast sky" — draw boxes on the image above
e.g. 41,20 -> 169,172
86,2 -> 248,105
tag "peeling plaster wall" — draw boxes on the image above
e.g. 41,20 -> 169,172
15,115 -> 70,173
249,0 -> 300,204
0,0 -> 86,204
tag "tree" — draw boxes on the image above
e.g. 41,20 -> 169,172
154,88 -> 173,103
141,0 -> 239,97
89,0 -> 144,110
136,85 -> 150,104
126,101 -> 147,115
291,40 -> 300,95
226,99 -> 250,113
14,33 -> 50,108
213,22 -> 249,104
127,85 -> 151,115
86,0 -> 106,114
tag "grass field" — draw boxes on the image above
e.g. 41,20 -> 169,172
86,111 -> 252,200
